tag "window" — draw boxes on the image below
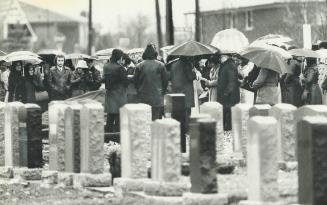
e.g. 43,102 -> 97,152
245,10 -> 253,30
230,13 -> 237,28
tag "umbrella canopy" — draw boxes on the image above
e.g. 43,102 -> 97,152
66,53 -> 91,60
210,28 -> 249,54
288,48 -> 320,58
4,51 -> 42,64
240,44 -> 292,74
250,34 -> 295,49
127,48 -> 144,55
95,48 -> 115,57
167,40 -> 216,57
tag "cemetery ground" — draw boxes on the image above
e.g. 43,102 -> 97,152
0,138 -> 298,205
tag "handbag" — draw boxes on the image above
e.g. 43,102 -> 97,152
35,91 -> 49,101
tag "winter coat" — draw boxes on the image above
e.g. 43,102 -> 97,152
23,75 -> 44,103
89,66 -> 102,91
252,68 -> 280,105
48,66 -> 72,100
168,59 -> 196,108
134,60 -> 168,107
103,62 -> 128,114
8,71 -> 24,102
71,69 -> 93,97
216,58 -> 240,107
302,66 -> 322,105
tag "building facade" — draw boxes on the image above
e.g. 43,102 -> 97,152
186,0 -> 327,47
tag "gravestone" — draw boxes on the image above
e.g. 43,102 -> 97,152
200,102 -> 230,162
297,116 -> 327,205
164,94 -> 186,152
249,104 -> 271,117
231,103 -> 252,159
80,102 -> 104,174
144,118 -> 188,197
0,102 -> 5,166
120,103 -> 152,178
295,105 -> 327,122
5,102 -> 25,167
269,103 -> 297,162
48,103 -> 73,171
189,118 -> 217,193
240,116 -> 280,205
151,118 -> 181,182
25,104 -> 43,168
114,104 -> 152,196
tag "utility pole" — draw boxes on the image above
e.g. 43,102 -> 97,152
155,0 -> 163,48
195,0 -> 200,41
166,0 -> 174,45
88,0 -> 93,55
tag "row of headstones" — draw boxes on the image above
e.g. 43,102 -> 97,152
117,96 -> 327,204
232,103 -> 327,164
47,100 -> 111,187
115,101 -> 286,204
0,101 -> 42,169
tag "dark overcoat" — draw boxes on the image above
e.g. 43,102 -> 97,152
134,60 -> 168,107
168,59 -> 196,108
48,66 -> 72,100
103,62 -> 128,114
216,58 -> 240,107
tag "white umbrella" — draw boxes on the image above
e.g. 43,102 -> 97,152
211,28 -> 249,53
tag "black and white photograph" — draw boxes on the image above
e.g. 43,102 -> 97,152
0,0 -> 326,204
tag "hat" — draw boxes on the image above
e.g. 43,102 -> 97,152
76,60 -> 88,69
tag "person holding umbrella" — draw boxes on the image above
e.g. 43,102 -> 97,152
216,53 -> 240,131
71,60 -> 93,97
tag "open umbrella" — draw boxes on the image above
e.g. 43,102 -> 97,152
250,34 -> 296,50
167,40 -> 216,57
4,51 -> 42,64
66,53 -> 91,60
240,44 -> 292,74
211,28 -> 249,54
288,48 -> 320,58
95,48 -> 115,56
316,49 -> 327,59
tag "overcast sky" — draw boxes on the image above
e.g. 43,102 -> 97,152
21,0 -> 195,34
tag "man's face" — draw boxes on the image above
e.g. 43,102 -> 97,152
56,57 -> 65,67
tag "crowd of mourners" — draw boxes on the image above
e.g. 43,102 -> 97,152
1,42 -> 326,147
0,55 -> 102,112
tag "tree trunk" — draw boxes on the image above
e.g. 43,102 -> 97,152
155,0 -> 163,48
195,0 -> 200,42
166,0 -> 174,45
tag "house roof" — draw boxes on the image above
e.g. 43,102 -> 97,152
192,0 -> 325,13
19,1 -> 86,24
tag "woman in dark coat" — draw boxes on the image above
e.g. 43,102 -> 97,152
282,59 -> 303,107
23,63 -> 44,103
301,58 -> 322,105
217,54 -> 240,131
103,49 -> 128,134
8,61 -> 24,102
134,43 -> 168,120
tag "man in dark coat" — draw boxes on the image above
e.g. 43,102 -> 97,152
87,59 -> 102,91
217,54 -> 240,131
48,54 -> 72,101
134,43 -> 168,121
103,49 -> 128,135
168,56 -> 196,152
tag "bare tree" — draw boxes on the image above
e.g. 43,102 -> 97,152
166,0 -> 174,45
155,0 -> 163,48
